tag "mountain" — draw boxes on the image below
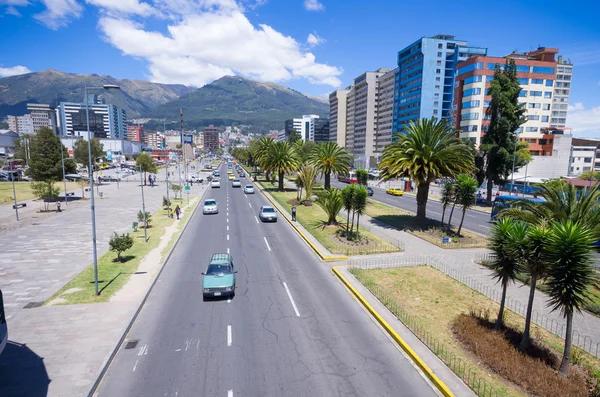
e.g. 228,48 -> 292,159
144,75 -> 329,132
0,69 -> 194,119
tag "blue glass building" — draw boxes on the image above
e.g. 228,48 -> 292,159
392,34 -> 487,135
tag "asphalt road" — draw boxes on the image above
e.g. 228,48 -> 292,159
328,179 -> 492,235
95,163 -> 438,397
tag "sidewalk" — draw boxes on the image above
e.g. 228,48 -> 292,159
0,162 -> 210,397
349,212 -> 600,357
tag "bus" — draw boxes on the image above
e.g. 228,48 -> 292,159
338,170 -> 358,184
491,195 -> 547,219
0,289 -> 7,356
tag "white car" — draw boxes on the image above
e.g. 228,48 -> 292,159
232,179 -> 241,188
244,185 -> 255,194
259,206 -> 277,222
211,178 -> 221,188
203,199 -> 218,214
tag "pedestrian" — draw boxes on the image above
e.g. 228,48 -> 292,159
175,205 -> 181,220
291,205 -> 297,222
169,208 -> 174,219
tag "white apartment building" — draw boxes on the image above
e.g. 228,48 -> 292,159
329,89 -> 348,146
283,114 -> 321,142
27,103 -> 58,134
551,58 -> 573,128
374,68 -> 396,160
6,114 -> 33,135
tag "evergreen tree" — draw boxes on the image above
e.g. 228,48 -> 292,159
73,138 -> 104,169
481,59 -> 528,204
27,127 -> 75,181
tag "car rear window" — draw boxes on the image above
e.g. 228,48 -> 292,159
204,200 -> 216,206
245,185 -> 253,189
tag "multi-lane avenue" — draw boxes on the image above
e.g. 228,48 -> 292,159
95,163 -> 439,397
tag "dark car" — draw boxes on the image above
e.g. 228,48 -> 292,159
367,187 -> 374,196
239,172 -> 245,178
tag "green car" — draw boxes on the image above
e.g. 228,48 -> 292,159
202,253 -> 236,299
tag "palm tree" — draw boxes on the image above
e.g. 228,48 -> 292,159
446,182 -> 459,228
488,218 -> 527,329
308,142 -> 352,190
440,181 -> 454,228
264,141 -> 299,191
352,186 -> 368,238
379,118 -> 474,221
341,184 -> 356,233
545,220 -> 596,377
518,224 -> 550,351
315,188 -> 344,225
295,175 -> 303,202
254,137 -> 275,180
298,164 -> 318,202
454,174 -> 478,236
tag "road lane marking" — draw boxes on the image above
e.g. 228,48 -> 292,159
227,225 -> 229,231
227,218 -> 229,223
227,248 -> 230,254
283,282 -> 300,317
137,344 -> 148,356
249,202 -> 252,208
228,391 -> 233,397
132,359 -> 138,372
263,237 -> 271,251
255,216 -> 259,224
227,234 -> 230,241
227,212 -> 229,216
227,325 -> 232,346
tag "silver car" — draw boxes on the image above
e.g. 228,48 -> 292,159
259,206 -> 277,222
203,199 -> 218,214
211,178 -> 221,188
232,179 -> 241,188
244,185 -> 255,194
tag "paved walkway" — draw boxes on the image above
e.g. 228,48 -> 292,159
0,162 -> 211,397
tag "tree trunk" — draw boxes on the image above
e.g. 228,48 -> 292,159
346,210 -> 350,233
350,210 -> 355,238
325,172 -> 331,190
356,213 -> 360,238
441,205 -> 446,228
520,273 -> 538,351
447,202 -> 457,229
457,208 -> 467,236
416,182 -> 430,221
278,171 -> 284,191
495,282 -> 507,330
559,311 -> 573,377
486,171 -> 494,205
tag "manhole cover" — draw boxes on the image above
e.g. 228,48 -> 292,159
124,340 -> 139,350
23,301 -> 44,309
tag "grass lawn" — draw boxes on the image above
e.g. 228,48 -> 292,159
256,177 -> 400,256
351,266 -> 600,397
365,199 -> 488,249
0,181 -> 80,205
46,198 -> 198,305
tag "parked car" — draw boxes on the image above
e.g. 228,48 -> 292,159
100,175 -> 121,182
386,188 -> 404,196
367,186 -> 374,196
203,199 -> 218,214
244,185 -> 255,194
259,206 -> 277,222
202,253 -> 236,299
211,178 -> 221,188
232,179 -> 241,188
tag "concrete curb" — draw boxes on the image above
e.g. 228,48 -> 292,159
87,186 -> 206,397
332,265 -> 454,397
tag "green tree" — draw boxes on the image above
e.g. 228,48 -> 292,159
315,188 -> 343,225
77,178 -> 89,198
578,170 -> 600,182
297,164 -> 318,202
27,127 -> 74,181
136,153 -> 158,183
287,129 -> 302,144
109,232 -> 134,262
488,218 -> 527,329
137,210 -> 152,228
254,137 -> 275,180
31,181 -> 61,210
73,138 -> 104,170
380,118 -> 474,221
341,184 -> 357,233
292,139 -> 317,163
481,59 -> 528,204
308,142 -> 351,190
356,169 -> 368,186
295,175 -> 304,202
264,141 -> 299,191
352,186 -> 368,237
440,182 -> 454,228
545,220 -> 596,376
454,174 -> 478,236
170,184 -> 182,199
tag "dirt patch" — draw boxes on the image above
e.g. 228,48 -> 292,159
328,228 -> 377,250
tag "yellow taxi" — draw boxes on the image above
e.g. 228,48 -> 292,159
228,174 -> 235,180
227,169 -> 233,175
386,188 -> 404,196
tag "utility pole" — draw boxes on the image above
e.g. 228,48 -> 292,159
139,165 -> 147,243
180,108 -> 187,186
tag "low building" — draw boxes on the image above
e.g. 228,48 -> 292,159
143,132 -> 160,147
512,133 -> 572,181
127,125 -> 144,142
0,130 -> 19,157
60,137 -> 143,162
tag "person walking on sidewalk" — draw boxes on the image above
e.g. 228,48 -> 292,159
291,205 -> 297,222
175,205 -> 181,220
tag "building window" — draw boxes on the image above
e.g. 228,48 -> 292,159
437,60 -> 442,66
528,103 -> 541,108
436,69 -> 441,74
434,101 -> 439,106
585,157 -> 593,163
433,109 -> 439,115
457,62 -> 483,75
516,65 -> 530,73
437,52 -> 442,57
462,100 -> 481,109
525,127 -> 539,132
436,77 -> 441,82
530,91 -> 542,97
484,100 -> 491,107
543,104 -> 551,110
545,80 -> 553,87
519,91 -> 528,97
463,87 -> 482,97
435,85 -> 440,89
462,113 -> 479,120
531,78 -> 543,84
527,115 -> 540,120
434,93 -> 439,99
544,92 -> 552,98
541,116 -> 549,122
464,75 -> 483,84
438,43 -> 443,49
519,78 -> 529,85
532,66 -> 555,74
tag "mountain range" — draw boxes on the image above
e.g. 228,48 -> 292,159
0,70 -> 329,133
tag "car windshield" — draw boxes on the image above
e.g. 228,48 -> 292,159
204,200 -> 216,206
262,208 -> 275,213
206,264 -> 232,275
234,179 -> 239,182
246,185 -> 253,189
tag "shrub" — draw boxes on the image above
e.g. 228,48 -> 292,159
137,210 -> 152,228
162,196 -> 171,208
108,232 -> 134,262
453,312 -> 588,397
31,180 -> 60,211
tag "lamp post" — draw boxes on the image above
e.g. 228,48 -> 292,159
139,165 -> 147,243
164,120 -> 177,207
510,130 -> 522,195
85,84 -> 120,296
9,159 -> 19,221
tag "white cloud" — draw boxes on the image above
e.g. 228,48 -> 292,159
303,0 -> 323,11
98,5 -> 342,87
5,5 -> 21,15
306,32 -> 324,47
85,0 -> 156,16
0,65 -> 31,77
34,0 -> 84,29
567,102 -> 600,136
0,0 -> 30,5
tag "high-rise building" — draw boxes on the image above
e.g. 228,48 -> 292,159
312,118 -> 330,143
453,47 -> 573,147
27,103 -> 58,134
204,125 -> 220,153
329,89 -> 348,146
374,68 -> 396,160
57,102 -> 127,138
143,132 -> 160,147
392,34 -> 487,134
282,115 -> 324,142
6,114 -> 33,135
127,125 -> 144,142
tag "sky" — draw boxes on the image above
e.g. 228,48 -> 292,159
0,0 -> 599,135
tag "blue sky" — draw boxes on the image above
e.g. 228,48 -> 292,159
0,0 -> 599,134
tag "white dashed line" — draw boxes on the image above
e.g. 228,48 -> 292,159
227,218 -> 229,223
137,344 -> 148,356
248,202 -> 252,208
228,391 -> 233,397
227,248 -> 230,254
263,237 -> 271,251
283,282 -> 300,317
227,234 -> 230,241
255,216 -> 259,224
132,359 -> 139,372
227,225 -> 229,231
227,325 -> 232,346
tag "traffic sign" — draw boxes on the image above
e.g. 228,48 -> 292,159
185,186 -> 191,191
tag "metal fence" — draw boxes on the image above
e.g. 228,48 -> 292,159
351,274 -> 501,397
348,255 -> 600,358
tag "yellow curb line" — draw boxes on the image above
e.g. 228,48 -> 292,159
332,266 -> 454,397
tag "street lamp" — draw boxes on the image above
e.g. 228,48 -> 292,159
164,120 -> 177,208
86,84 -> 121,296
139,165 -> 147,243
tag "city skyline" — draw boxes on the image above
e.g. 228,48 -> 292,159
0,0 -> 598,135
